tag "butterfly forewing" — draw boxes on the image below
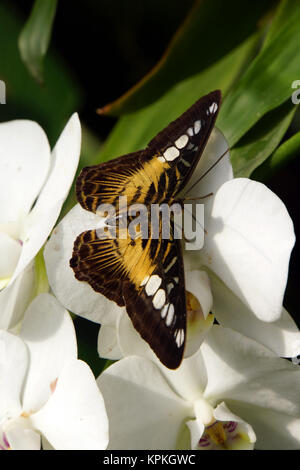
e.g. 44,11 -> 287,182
143,90 -> 221,195
71,90 -> 221,369
76,150 -> 147,213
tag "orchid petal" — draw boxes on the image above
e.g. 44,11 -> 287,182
209,270 -> 300,357
0,330 -> 28,420
11,114 -> 81,283
200,326 -> 297,403
185,270 -> 212,319
6,424 -> 41,450
117,310 -> 158,363
32,360 -> 109,450
203,178 -> 295,321
0,120 -> 50,223
186,418 -> 205,450
155,350 -> 208,404
0,261 -> 35,330
0,233 -> 22,278
98,315 -> 123,361
20,293 -> 77,412
29,113 -> 81,221
5,418 -> 40,450
224,400 -> 300,450
185,308 -> 214,359
97,356 -> 191,450
44,204 -> 122,324
184,270 -> 214,358
213,401 -> 256,449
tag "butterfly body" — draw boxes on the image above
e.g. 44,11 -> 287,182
70,90 -> 221,369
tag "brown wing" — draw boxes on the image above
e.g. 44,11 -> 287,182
70,217 -> 157,308
70,223 -> 186,369
70,228 -> 127,306
143,89 -> 221,194
71,90 -> 222,369
75,151 -> 148,212
76,90 -> 221,212
123,235 -> 186,369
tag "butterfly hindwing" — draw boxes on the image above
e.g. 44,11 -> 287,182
70,222 -> 159,307
70,224 -> 186,369
71,90 -> 221,369
70,229 -> 127,306
123,234 -> 186,369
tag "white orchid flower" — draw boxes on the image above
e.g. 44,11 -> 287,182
0,114 -> 81,330
0,293 -> 108,450
97,326 -> 300,450
44,128 -> 298,361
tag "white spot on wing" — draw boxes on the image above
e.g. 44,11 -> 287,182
175,134 -> 188,149
153,289 -> 166,309
187,127 -> 194,136
209,102 -> 218,114
145,275 -> 162,296
164,146 -> 180,161
158,156 -> 165,163
194,120 -> 201,134
175,329 -> 185,348
166,304 -> 175,326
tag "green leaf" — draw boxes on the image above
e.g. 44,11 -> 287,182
18,0 -> 58,83
218,3 -> 300,146
33,247 -> 50,298
98,33 -> 260,161
252,126 -> 300,181
0,2 -> 82,145
101,0 -> 275,116
101,360 -> 117,372
74,316 -> 108,378
261,0 -> 295,50
230,100 -> 297,177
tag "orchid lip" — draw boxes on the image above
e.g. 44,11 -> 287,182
198,420 -> 241,450
0,432 -> 10,450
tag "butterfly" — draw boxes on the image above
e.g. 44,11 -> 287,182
70,90 -> 221,369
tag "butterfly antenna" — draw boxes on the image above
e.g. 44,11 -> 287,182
184,206 -> 207,235
184,147 -> 230,197
183,192 -> 214,202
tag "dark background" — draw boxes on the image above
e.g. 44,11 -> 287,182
11,0 -> 195,138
